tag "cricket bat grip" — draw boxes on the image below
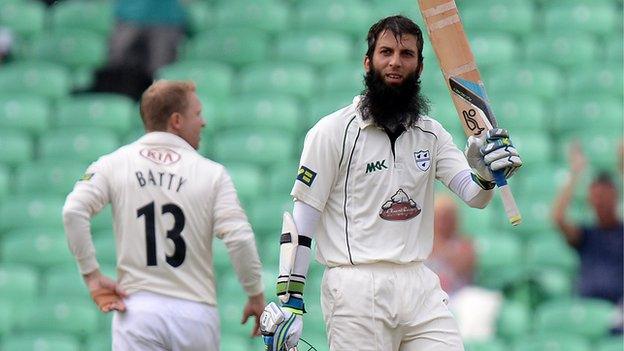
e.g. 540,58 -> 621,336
492,170 -> 522,226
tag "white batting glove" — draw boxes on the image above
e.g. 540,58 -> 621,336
261,300 -> 303,351
465,128 -> 522,188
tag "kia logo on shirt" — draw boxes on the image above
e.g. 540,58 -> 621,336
140,148 -> 181,165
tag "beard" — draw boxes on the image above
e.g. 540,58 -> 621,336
359,66 -> 430,131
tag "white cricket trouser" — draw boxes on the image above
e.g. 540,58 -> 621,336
112,291 -> 220,351
321,262 -> 464,351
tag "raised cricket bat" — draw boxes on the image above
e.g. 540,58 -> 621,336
417,0 -> 522,226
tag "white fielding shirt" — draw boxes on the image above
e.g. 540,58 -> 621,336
63,132 -> 263,305
292,97 -> 475,267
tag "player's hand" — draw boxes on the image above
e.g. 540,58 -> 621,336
241,292 -> 265,337
83,270 -> 127,313
261,298 -> 304,351
568,141 -> 587,174
465,128 -> 522,184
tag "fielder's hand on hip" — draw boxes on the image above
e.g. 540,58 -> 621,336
260,297 -> 304,351
83,269 -> 127,313
465,128 -> 522,187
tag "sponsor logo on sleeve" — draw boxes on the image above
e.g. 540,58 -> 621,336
296,165 -> 317,187
79,173 -> 94,181
379,189 -> 421,221
414,150 -> 431,171
140,147 -> 181,165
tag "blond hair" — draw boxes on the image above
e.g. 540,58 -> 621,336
139,80 -> 196,131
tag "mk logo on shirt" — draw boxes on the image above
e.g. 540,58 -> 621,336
297,165 -> 317,187
365,160 -> 388,174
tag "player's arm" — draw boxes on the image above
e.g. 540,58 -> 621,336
212,167 -> 265,335
62,159 -> 125,312
552,143 -> 584,247
261,200 -> 320,351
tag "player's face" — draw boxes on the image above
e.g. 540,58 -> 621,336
179,92 -> 205,150
364,30 -> 422,86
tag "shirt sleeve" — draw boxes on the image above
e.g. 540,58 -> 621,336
435,126 -> 472,187
62,158 -> 111,274
212,167 -> 264,297
291,123 -> 340,212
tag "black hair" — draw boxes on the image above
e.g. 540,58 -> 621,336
365,15 -> 425,63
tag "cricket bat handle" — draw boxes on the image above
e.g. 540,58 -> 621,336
492,169 -> 522,226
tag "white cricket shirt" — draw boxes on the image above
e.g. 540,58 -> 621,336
63,132 -> 263,305
292,97 -> 470,267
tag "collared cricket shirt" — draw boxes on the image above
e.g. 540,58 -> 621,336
292,97 -> 470,267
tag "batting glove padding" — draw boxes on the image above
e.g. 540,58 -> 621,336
261,300 -> 304,351
465,128 -> 522,186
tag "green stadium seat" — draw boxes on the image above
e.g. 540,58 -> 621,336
214,0 -> 290,33
0,62 -> 71,100
460,0 -> 535,36
212,239 -> 231,275
606,35 -> 623,62
0,96 -> 50,136
457,203 -> 496,234
183,28 -> 269,66
370,0 -> 421,20
49,0 -> 113,36
526,235 -> 579,274
0,230 -> 73,268
514,333 -> 591,351
223,164 -> 263,208
276,31 -> 353,66
186,1 -> 213,34
85,332 -> 112,351
214,131 -> 296,168
44,267 -> 88,299
239,63 -> 316,99
248,195 -> 293,238
0,196 -> 65,233
558,132 -> 621,170
532,268 -> 574,300
18,297 -> 99,338
597,336 -> 624,351
489,94 -> 547,132
157,61 -> 234,100
0,0 -> 45,38
295,0 -> 374,35
91,204 -> 114,233
267,161 -> 299,195
0,333 -> 81,351
93,235 -> 116,265
320,62 -> 365,95
552,96 -> 623,135
513,164 -> 567,202
526,32 -> 597,69
484,63 -> 563,100
566,64 -> 623,97
0,264 -> 38,302
39,128 -> 119,164
305,95 -> 354,129
219,94 -> 301,134
17,30 -> 107,69
219,302 -> 251,339
421,63 -> 455,98
514,195 -> 557,234
544,2 -> 618,35
474,234 -> 524,288
535,298 -> 617,341
0,165 -> 8,202
470,33 -> 518,68
465,339 -> 507,351
496,300 -> 531,341
0,299 -> 13,336
0,130 -> 33,168
509,132 -> 554,167
55,94 -> 134,136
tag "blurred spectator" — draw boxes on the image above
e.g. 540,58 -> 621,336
0,27 -> 13,63
552,142 -> 623,305
427,194 -> 476,296
93,0 -> 188,99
